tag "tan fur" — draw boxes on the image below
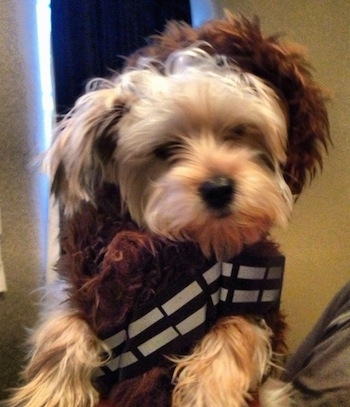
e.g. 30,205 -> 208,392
5,310 -> 109,407
145,146 -> 291,259
172,316 -> 274,407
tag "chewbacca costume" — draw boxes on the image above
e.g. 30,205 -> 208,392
57,185 -> 286,406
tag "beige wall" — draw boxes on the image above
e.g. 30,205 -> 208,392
0,0 -> 44,398
213,0 -> 350,351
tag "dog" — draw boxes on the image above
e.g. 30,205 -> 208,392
6,13 -> 329,407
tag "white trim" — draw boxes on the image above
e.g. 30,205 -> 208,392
36,0 -> 60,283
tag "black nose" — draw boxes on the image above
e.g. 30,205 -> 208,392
199,176 -> 235,209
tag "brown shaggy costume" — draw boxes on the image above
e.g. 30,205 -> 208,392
59,186 -> 287,406
53,14 -> 329,407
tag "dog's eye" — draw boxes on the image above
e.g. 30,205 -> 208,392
153,142 -> 182,161
258,153 -> 275,172
224,124 -> 250,143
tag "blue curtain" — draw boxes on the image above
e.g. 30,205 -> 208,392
51,0 -> 191,114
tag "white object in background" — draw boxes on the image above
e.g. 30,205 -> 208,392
190,0 -> 217,27
0,208 -> 7,292
46,197 -> 60,284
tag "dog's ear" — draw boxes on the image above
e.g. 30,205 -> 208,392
43,81 -> 130,215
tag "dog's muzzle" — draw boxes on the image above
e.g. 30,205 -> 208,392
199,175 -> 235,211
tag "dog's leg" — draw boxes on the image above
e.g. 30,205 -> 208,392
5,310 -> 109,407
172,316 -> 276,407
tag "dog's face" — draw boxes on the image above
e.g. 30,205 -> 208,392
44,48 -> 293,260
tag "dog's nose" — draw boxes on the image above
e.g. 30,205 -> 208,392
199,176 -> 235,209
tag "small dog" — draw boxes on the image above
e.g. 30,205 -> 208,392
6,13 -> 329,407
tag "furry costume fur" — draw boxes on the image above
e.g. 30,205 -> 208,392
58,185 -> 288,406
5,13 -> 329,407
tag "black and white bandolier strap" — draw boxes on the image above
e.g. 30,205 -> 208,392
95,254 -> 285,386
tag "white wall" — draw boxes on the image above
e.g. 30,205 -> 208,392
207,0 -> 350,351
0,0 -> 47,397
